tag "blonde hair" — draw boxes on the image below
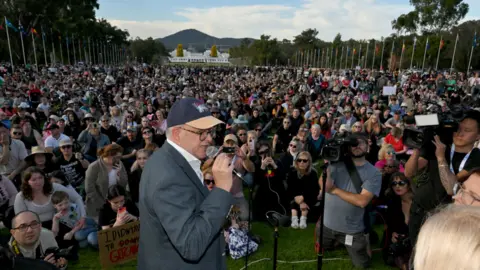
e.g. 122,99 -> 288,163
293,151 -> 312,175
378,144 -> 395,160
414,205 -> 480,270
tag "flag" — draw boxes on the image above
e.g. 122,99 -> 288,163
426,38 -> 430,50
58,34 -> 61,41
413,37 -> 417,49
0,22 -> 4,30
473,32 -> 477,48
18,23 -> 26,36
0,76 -> 4,87
402,43 -> 405,52
5,19 -> 17,32
440,39 -> 445,50
347,47 -> 351,56
30,28 -> 39,37
375,44 -> 379,55
353,48 -> 356,55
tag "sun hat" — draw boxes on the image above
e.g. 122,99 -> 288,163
224,134 -> 238,144
25,146 -> 53,163
59,138 -> 73,147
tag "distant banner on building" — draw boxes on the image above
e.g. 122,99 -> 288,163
97,221 -> 140,269
168,57 -> 230,63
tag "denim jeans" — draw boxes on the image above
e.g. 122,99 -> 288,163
74,217 -> 98,248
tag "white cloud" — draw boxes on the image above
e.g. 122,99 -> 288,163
104,0 -> 418,42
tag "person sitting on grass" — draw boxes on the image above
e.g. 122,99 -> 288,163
98,185 -> 138,230
8,211 -> 68,269
287,151 -> 318,229
51,191 -> 98,249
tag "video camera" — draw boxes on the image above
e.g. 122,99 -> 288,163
320,134 -> 360,162
403,105 -> 466,159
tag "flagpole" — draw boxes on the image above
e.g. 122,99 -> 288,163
31,30 -> 38,71
399,40 -> 405,71
371,41 -> 376,70
78,39 -> 82,62
364,42 -> 369,68
410,37 -> 417,69
66,35 -> 71,65
4,17 -> 14,72
422,37 -> 429,71
451,33 -> 459,72
50,29 -> 56,65
88,37 -> 92,65
19,22 -> 27,66
59,36 -> 64,64
320,49 -> 323,68
340,46 -> 344,70
72,34 -> 77,64
389,39 -> 395,71
345,47 -> 349,69
436,36 -> 443,70
41,26 -> 47,66
380,39 -> 385,70
358,44 -> 362,67
467,31 -> 476,75
351,47 -> 355,69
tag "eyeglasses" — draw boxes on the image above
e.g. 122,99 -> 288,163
61,145 -> 72,149
12,220 -> 41,232
204,179 -> 215,185
289,144 -> 297,148
181,127 -> 215,141
297,158 -> 309,163
143,130 -> 152,135
454,183 -> 480,205
386,151 -> 394,155
353,125 -> 362,128
283,122 -> 290,124
391,180 -> 407,187
238,133 -> 246,136
13,132 -> 22,135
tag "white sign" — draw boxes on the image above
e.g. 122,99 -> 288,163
382,86 -> 397,96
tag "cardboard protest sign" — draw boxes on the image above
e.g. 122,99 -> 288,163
383,86 -> 396,96
97,221 -> 140,269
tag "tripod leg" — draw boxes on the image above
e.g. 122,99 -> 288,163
273,227 -> 279,270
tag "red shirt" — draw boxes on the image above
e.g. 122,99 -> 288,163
384,133 -> 404,152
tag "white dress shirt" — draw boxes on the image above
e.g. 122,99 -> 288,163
167,139 -> 204,185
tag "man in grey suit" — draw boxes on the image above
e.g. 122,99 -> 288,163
138,97 -> 235,270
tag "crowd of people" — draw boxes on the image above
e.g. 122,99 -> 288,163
0,63 -> 479,269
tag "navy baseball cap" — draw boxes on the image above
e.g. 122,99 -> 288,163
167,98 -> 224,130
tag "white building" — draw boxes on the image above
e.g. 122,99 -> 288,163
168,49 -> 230,64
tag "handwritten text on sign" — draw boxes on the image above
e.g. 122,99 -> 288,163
97,221 -> 140,269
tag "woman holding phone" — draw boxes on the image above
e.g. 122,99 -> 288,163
85,144 -> 128,219
98,185 -> 139,230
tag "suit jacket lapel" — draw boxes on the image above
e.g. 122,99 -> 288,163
163,142 -> 209,198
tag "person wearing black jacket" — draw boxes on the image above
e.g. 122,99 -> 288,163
128,149 -> 153,206
287,152 -> 318,229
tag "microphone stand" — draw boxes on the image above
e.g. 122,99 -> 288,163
317,163 -> 328,270
273,225 -> 279,270
233,169 -> 253,270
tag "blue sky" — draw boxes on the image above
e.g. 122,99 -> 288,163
96,0 -> 480,41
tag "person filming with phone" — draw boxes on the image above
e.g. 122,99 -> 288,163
405,110 -> 480,245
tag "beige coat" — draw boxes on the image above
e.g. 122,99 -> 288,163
85,158 -> 128,217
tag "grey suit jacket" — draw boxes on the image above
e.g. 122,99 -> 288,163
138,142 -> 233,270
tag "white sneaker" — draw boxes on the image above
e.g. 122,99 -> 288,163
299,216 -> 307,229
291,216 -> 299,229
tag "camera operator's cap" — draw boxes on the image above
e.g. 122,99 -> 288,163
224,134 -> 238,144
167,97 -> 224,130
59,138 -> 73,147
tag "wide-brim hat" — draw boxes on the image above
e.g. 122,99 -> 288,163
25,146 -> 53,162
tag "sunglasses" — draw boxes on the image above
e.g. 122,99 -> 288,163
143,130 -> 152,135
238,133 -> 246,136
204,179 -> 215,185
391,180 -> 407,187
61,145 -> 72,149
296,158 -> 309,163
384,165 -> 397,169
13,132 -> 22,135
284,122 -> 290,124
386,151 -> 394,155
255,128 -> 262,131
289,144 -> 297,148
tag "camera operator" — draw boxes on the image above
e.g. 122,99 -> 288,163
8,211 -> 67,269
320,133 -> 382,269
405,110 -> 480,245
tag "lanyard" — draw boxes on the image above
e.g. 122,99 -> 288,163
450,144 -> 473,174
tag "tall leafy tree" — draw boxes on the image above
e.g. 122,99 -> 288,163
392,0 -> 469,33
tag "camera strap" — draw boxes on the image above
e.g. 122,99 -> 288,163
449,144 -> 473,174
343,158 -> 363,194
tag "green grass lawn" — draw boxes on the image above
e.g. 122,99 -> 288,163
56,222 -> 392,270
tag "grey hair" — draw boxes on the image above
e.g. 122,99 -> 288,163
311,124 -> 321,130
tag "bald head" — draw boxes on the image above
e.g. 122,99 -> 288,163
11,211 -> 40,229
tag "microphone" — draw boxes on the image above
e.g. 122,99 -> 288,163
266,211 -> 291,227
232,168 -> 243,180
